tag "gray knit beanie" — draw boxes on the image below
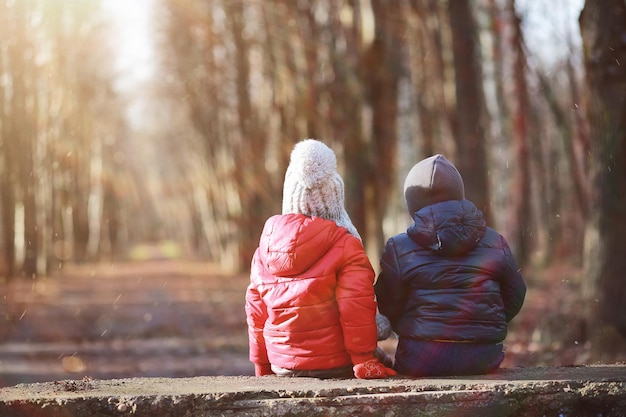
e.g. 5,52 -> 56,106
403,154 -> 465,215
282,139 -> 361,240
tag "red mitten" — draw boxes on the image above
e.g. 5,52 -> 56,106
255,363 -> 274,376
353,358 -> 397,379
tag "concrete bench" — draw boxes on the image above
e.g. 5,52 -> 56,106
1,364 -> 625,416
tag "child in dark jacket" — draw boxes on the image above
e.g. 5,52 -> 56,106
375,154 -> 526,377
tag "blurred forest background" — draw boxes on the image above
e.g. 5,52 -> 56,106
1,0 -> 626,382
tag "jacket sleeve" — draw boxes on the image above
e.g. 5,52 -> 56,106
498,236 -> 526,322
245,253 -> 270,369
375,237 -> 408,329
335,236 -> 378,365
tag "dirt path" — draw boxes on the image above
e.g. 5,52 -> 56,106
0,261 -> 253,387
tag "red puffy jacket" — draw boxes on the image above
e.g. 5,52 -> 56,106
246,213 -> 378,373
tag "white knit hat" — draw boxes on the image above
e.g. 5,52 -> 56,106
282,139 -> 361,240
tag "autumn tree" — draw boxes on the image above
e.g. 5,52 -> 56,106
448,0 -> 492,224
580,0 -> 626,345
0,0 -> 17,277
407,0 -> 454,158
507,0 -> 532,266
0,0 -> 125,277
363,0 -> 403,253
158,0 -> 405,267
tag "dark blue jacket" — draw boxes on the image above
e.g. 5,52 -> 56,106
375,200 -> 526,344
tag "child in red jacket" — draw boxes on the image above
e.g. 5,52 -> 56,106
246,139 -> 395,379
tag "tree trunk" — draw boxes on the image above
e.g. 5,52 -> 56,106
0,11 -> 16,278
327,0 -> 368,242
448,0 -> 492,225
409,0 -> 442,157
71,142 -> 91,263
297,1 -> 321,139
0,154 -> 16,279
366,0 -> 402,254
9,0 -> 38,277
527,95 -> 560,264
410,0 -> 456,158
487,0 -> 517,239
228,1 -> 269,269
580,0 -> 626,343
21,124 -> 38,277
508,0 -> 532,266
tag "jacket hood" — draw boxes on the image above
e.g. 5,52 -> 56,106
257,213 -> 348,276
407,199 -> 486,256
403,154 -> 465,216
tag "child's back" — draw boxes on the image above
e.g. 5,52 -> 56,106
375,154 -> 526,377
248,212 -> 376,376
247,139 -> 396,379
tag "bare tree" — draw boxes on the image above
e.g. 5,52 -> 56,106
0,0 -> 16,278
507,0 -> 532,266
0,0 -> 124,276
6,0 -> 39,276
364,0 -> 403,252
448,0 -> 492,224
580,0 -> 626,345
408,0 -> 454,158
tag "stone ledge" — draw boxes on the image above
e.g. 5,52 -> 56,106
1,364 -> 625,417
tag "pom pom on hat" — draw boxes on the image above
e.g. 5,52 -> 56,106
282,139 -> 361,239
286,139 -> 338,188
